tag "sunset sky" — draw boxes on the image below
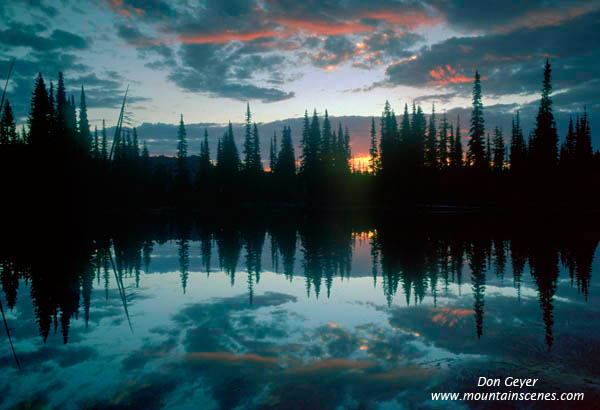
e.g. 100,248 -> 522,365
1,0 -> 599,155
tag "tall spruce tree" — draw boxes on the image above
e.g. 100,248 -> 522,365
369,117 -> 379,174
452,116 -> 463,168
93,126 -> 99,159
531,59 -> 558,170
322,109 -> 332,166
0,100 -> 17,144
55,72 -> 68,144
509,111 -> 526,171
243,103 -> 253,171
176,114 -> 190,188
79,86 -> 91,155
425,104 -> 437,168
270,131 -> 277,172
439,113 -> 448,168
28,73 -> 51,148
196,128 -> 212,184
565,116 -> 576,162
252,122 -> 263,174
575,109 -> 593,166
101,119 -> 108,161
468,71 -> 486,168
277,125 -> 296,181
493,126 -> 505,172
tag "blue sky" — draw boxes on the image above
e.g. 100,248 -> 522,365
1,0 -> 599,155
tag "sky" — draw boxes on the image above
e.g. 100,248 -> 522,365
1,0 -> 599,156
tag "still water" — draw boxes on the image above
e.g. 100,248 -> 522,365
1,215 -> 599,409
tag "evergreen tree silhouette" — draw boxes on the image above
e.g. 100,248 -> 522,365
438,113 -> 448,168
79,86 -> 91,155
575,108 -> 593,165
175,114 -> 190,190
243,102 -> 253,172
270,131 -> 277,172
509,111 -> 526,172
453,115 -> 463,168
252,122 -> 263,174
277,125 -> 296,182
493,126 -> 505,172
425,104 -> 437,168
531,59 -> 559,171
0,100 -> 17,144
93,126 -> 99,159
28,73 -> 51,148
468,71 -> 486,168
369,117 -> 379,174
101,119 -> 108,161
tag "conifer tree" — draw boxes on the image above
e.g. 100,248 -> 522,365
342,126 -> 351,175
425,104 -> 437,168
413,105 -> 426,169
101,119 -> 108,161
176,114 -> 190,188
400,103 -> 411,148
0,100 -> 17,145
55,72 -> 68,142
452,115 -> 463,168
216,121 -> 240,179
79,86 -> 91,155
486,133 -> 492,168
379,100 -> 396,175
322,109 -> 332,165
509,111 -> 526,171
468,71 -> 486,168
565,116 -> 576,162
197,128 -> 212,183
300,110 -> 310,173
277,125 -> 296,181
93,126 -> 99,159
439,113 -> 448,168
300,109 -> 321,180
369,117 -> 379,174
575,108 -> 593,165
67,94 -> 78,148
448,124 -> 455,160
270,131 -> 277,172
243,103 -> 253,171
28,73 -> 51,148
531,59 -> 558,169
493,126 -> 505,172
252,122 -> 263,174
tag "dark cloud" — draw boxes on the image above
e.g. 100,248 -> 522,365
168,43 -> 294,103
431,0 -> 600,33
0,23 -> 89,52
382,11 -> 600,96
1,0 -> 58,18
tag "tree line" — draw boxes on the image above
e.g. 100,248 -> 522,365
0,59 -> 598,213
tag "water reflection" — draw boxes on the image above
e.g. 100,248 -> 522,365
0,215 -> 599,409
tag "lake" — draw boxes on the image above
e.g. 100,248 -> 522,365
1,213 -> 599,409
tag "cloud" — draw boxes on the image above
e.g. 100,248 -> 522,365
0,24 -> 89,52
167,43 -> 294,103
102,0 -> 176,21
430,0 -> 600,33
377,10 -> 600,102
